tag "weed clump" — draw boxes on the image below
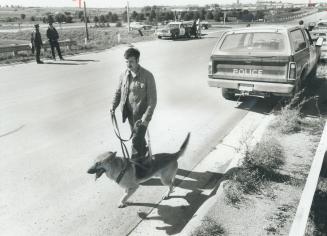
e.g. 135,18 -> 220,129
244,137 -> 285,172
191,217 -> 225,236
224,136 -> 285,204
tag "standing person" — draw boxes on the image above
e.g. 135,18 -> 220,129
110,47 -> 157,178
31,24 -> 43,64
46,22 -> 64,60
196,18 -> 201,38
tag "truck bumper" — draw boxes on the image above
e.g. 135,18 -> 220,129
208,78 -> 294,96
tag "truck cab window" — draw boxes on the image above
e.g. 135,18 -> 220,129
290,29 -> 306,52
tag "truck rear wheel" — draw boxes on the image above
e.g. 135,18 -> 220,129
309,64 -> 317,80
222,88 -> 237,100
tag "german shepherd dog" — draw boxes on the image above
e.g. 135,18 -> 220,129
87,133 -> 190,208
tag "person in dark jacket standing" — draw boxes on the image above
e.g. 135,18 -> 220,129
110,47 -> 157,178
46,22 -> 64,60
31,24 -> 43,64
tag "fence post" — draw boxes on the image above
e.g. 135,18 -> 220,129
117,33 -> 121,44
12,50 -> 17,57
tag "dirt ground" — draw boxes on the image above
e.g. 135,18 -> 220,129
200,127 -> 322,236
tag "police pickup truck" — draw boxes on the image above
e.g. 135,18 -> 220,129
208,25 -> 322,100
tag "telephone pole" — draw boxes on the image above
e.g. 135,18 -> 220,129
83,1 -> 89,43
127,1 -> 130,32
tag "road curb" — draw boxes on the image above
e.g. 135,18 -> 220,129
289,120 -> 327,236
129,110 -> 274,236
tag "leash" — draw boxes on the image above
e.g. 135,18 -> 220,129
111,112 -> 132,183
110,112 -> 148,184
146,130 -> 152,158
111,112 -> 134,159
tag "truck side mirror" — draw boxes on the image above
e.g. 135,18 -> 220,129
316,37 -> 323,47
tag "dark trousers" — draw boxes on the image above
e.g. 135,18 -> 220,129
128,117 -> 148,159
50,41 -> 63,59
35,46 -> 41,62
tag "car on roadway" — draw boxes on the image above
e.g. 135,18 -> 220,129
310,30 -> 327,61
130,22 -> 152,31
208,25 -> 323,100
156,21 -> 197,39
200,21 -> 211,29
315,20 -> 327,29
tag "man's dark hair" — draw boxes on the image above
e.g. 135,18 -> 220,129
299,20 -> 304,25
124,47 -> 140,60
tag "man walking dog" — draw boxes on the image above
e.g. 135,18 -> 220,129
46,22 -> 64,60
110,47 -> 157,178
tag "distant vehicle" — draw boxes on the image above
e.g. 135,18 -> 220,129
208,25 -> 322,100
315,20 -> 327,29
130,22 -> 152,31
200,21 -> 210,29
156,21 -> 199,39
308,22 -> 316,31
310,30 -> 327,61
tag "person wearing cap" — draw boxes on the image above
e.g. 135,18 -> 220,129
31,24 -> 43,64
110,47 -> 157,178
46,22 -> 64,60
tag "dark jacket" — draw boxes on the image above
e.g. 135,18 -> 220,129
31,30 -> 43,47
46,27 -> 59,42
112,66 -> 157,126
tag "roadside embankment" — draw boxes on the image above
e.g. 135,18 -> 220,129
187,81 -> 327,236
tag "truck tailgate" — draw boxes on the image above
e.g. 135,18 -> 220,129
211,55 -> 290,83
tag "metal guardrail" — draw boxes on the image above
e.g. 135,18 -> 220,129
289,121 -> 327,236
0,40 -> 76,56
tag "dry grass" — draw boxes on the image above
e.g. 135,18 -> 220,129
223,180 -> 244,205
191,217 -> 225,236
272,90 -> 323,134
224,136 -> 285,204
0,27 -> 156,64
244,136 -> 285,172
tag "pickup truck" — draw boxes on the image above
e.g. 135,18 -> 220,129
208,25 -> 322,100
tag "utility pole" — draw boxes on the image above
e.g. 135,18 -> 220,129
83,1 -> 89,43
127,1 -> 130,32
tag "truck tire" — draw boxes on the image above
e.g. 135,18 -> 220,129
222,88 -> 237,100
292,72 -> 304,100
309,64 -> 317,80
158,36 -> 162,39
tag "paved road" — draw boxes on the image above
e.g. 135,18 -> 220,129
4,14 -> 324,234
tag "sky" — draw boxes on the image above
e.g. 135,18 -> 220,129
0,0 -> 310,8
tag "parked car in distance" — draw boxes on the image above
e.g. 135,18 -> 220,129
130,22 -> 152,31
315,20 -> 327,29
310,29 -> 327,61
200,21 -> 211,29
208,25 -> 322,100
156,21 -> 199,39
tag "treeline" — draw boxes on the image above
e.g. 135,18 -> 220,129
1,5 -> 302,24
125,6 -> 266,23
125,5 -> 301,23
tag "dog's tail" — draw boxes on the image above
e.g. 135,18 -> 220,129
175,132 -> 190,159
